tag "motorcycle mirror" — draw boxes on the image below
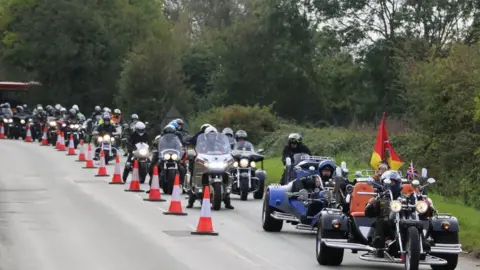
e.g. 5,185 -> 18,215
427,178 -> 436,184
285,157 -> 291,166
411,179 -> 420,187
355,170 -> 362,177
335,167 -> 343,177
257,148 -> 264,154
341,161 -> 347,169
421,168 -> 428,178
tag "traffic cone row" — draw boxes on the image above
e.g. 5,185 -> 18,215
19,132 -> 218,237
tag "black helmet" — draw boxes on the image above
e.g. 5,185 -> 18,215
287,133 -> 302,145
163,124 -> 176,134
235,130 -> 247,140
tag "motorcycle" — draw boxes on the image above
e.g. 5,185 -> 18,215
63,121 -> 85,148
46,117 -> 61,145
230,141 -> 266,200
6,116 -> 22,139
157,133 -> 184,194
187,132 -> 235,210
130,142 -> 151,184
92,131 -> 119,165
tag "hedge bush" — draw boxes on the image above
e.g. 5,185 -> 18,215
188,104 -> 279,144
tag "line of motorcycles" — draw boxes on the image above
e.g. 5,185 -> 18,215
261,153 -> 462,270
125,132 -> 267,211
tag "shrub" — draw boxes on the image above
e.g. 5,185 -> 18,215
188,104 -> 279,144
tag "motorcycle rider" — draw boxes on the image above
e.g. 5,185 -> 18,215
174,118 -> 188,137
122,114 -> 140,156
364,170 -> 403,258
187,123 -> 212,146
1,103 -> 13,118
112,109 -> 122,124
22,104 -> 30,114
233,130 -> 252,151
372,163 -> 389,181
123,121 -> 149,183
14,105 -> 26,116
34,106 -> 47,122
280,133 -> 312,184
90,106 -> 103,120
91,113 -> 118,143
188,126 -> 234,209
222,127 -> 235,149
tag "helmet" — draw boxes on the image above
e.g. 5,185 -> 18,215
102,112 -> 111,120
55,104 -> 61,110
131,114 -> 139,120
23,104 -> 28,109
103,107 -> 111,113
204,126 -> 218,141
163,124 -> 176,134
175,118 -> 184,125
169,121 -> 179,130
60,107 -> 67,113
37,106 -> 43,111
95,106 -> 101,112
69,108 -> 76,115
135,121 -> 146,135
72,105 -> 79,111
201,123 -> 211,132
16,105 -> 23,111
380,170 -> 402,194
222,128 -> 234,137
235,130 -> 247,140
114,108 -> 121,114
287,133 -> 302,145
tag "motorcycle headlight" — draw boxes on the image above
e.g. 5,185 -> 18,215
209,162 -> 227,169
69,124 -> 74,129
2,118 -> 7,123
97,137 -> 103,142
171,153 -> 178,160
103,135 -> 111,141
49,121 -> 56,126
110,137 -> 115,142
416,201 -> 429,214
164,153 -> 171,160
389,200 -> 402,213
8,119 -> 13,123
250,161 -> 256,168
62,123 -> 66,127
138,149 -> 148,156
20,119 -> 25,124
233,161 -> 239,167
239,159 -> 249,168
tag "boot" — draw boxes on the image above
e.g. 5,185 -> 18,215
122,168 -> 129,183
373,236 -> 384,258
223,196 -> 234,210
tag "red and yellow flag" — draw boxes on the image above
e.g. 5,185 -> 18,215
370,112 -> 404,170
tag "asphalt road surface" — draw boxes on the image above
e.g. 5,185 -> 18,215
0,139 -> 478,270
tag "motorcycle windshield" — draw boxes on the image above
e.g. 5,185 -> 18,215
158,133 -> 182,153
233,141 -> 254,152
195,133 -> 231,155
293,153 -> 311,165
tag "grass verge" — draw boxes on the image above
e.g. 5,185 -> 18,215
262,158 -> 480,254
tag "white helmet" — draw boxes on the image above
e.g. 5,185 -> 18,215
135,121 -> 146,135
204,126 -> 217,134
72,105 -> 79,111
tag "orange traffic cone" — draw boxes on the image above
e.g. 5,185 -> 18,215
144,166 -> 165,201
40,127 -> 48,145
66,134 -> 76,155
109,154 -> 124,185
75,140 -> 86,161
163,174 -> 188,216
95,150 -> 109,177
125,160 -> 144,192
191,186 -> 218,235
55,130 -> 60,149
82,144 -> 97,169
0,123 -> 5,139
57,132 -> 66,151
24,124 -> 33,142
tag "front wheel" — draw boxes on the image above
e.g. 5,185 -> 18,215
240,178 -> 249,201
405,226 -> 421,270
253,178 -> 265,199
104,150 -> 110,165
138,162 -> 148,184
211,182 -> 222,211
262,191 -> 283,232
316,223 -> 344,265
430,232 -> 459,270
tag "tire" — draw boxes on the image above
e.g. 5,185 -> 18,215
405,226 -> 421,270
430,232 -> 459,270
253,179 -> 265,199
162,170 -> 175,195
240,178 -> 249,201
316,223 -> 344,266
262,191 -> 283,232
139,163 -> 147,184
104,150 -> 110,165
211,182 -> 222,211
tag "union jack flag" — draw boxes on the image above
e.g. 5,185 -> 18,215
406,161 -> 418,180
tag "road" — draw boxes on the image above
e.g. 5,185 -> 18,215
0,139 -> 477,270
